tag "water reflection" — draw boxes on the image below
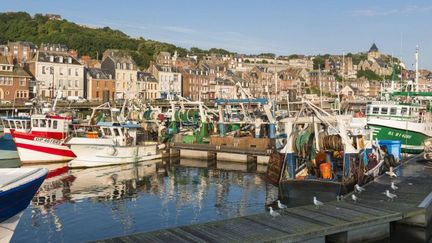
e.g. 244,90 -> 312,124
12,159 -> 278,242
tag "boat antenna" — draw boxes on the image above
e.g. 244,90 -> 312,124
415,45 -> 419,92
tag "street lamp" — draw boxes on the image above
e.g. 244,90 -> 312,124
50,66 -> 55,99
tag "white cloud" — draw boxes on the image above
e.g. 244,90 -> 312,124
352,5 -> 432,17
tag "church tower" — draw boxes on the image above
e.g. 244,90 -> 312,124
367,43 -> 380,60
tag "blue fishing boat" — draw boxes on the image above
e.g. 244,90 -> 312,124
0,168 -> 48,223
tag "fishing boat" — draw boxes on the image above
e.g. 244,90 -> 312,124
277,100 -> 391,203
0,168 -> 48,240
0,116 -> 31,164
366,100 -> 432,153
10,113 -> 76,163
67,122 -> 161,168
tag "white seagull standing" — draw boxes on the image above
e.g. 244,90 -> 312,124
313,196 -> 324,208
277,200 -> 287,209
384,190 -> 397,201
391,182 -> 398,190
354,184 -> 366,193
268,207 -> 280,217
351,194 -> 359,203
386,167 -> 397,178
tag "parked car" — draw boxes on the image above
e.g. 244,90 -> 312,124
66,96 -> 87,103
0,100 -> 11,105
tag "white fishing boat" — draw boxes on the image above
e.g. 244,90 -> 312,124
67,122 -> 161,168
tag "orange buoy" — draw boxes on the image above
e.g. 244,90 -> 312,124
320,162 -> 332,179
86,131 -> 98,138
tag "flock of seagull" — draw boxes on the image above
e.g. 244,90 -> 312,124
268,166 -> 400,217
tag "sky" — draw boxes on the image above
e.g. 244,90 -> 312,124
2,0 -> 432,69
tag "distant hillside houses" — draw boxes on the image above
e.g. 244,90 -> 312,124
358,43 -> 392,76
0,38 -> 428,104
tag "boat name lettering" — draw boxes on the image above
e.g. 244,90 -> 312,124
387,131 -> 412,139
34,137 -> 62,145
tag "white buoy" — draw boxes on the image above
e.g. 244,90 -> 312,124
354,184 -> 366,193
268,207 -> 280,217
277,200 -> 287,209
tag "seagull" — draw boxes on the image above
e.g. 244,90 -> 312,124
352,194 -> 359,203
354,184 -> 366,193
385,167 -> 397,178
277,200 -> 287,209
391,182 -> 398,190
313,196 -> 324,208
268,207 -> 280,217
384,190 -> 397,201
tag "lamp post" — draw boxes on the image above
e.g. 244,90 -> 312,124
50,67 -> 55,99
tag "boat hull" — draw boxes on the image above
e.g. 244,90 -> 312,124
11,131 -> 75,163
0,169 -> 48,223
368,120 -> 430,154
68,143 -> 161,168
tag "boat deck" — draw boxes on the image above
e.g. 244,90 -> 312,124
95,154 -> 432,242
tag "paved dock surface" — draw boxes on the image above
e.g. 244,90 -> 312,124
96,154 -> 432,242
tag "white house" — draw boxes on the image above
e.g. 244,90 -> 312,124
150,64 -> 182,100
32,50 -> 84,98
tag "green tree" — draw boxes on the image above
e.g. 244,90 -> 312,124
357,70 -> 381,80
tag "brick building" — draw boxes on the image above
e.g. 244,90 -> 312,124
0,55 -> 32,102
86,68 -> 115,102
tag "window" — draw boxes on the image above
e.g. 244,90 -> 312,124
19,78 -> 26,86
68,68 -> 72,75
401,107 -> 408,115
40,119 -> 46,128
96,91 -> 99,98
381,107 -> 388,115
372,107 -> 379,114
75,69 -> 79,76
114,128 -> 120,136
42,66 -> 46,74
53,120 -> 58,129
75,91 -> 78,96
75,80 -> 79,87
59,67 -> 63,75
47,120 -> 51,128
103,128 -> 112,136
390,107 -> 397,115
96,81 -> 99,88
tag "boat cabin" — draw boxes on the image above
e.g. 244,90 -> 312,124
366,102 -> 425,121
0,116 -> 31,134
30,114 -> 73,139
97,122 -> 140,146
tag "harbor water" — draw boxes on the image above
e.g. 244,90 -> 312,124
8,159 -> 278,242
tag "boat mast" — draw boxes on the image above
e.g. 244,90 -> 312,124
415,45 -> 419,92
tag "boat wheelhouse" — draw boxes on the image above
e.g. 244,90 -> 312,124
366,101 -> 432,153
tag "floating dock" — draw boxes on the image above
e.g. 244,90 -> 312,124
96,154 -> 432,242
